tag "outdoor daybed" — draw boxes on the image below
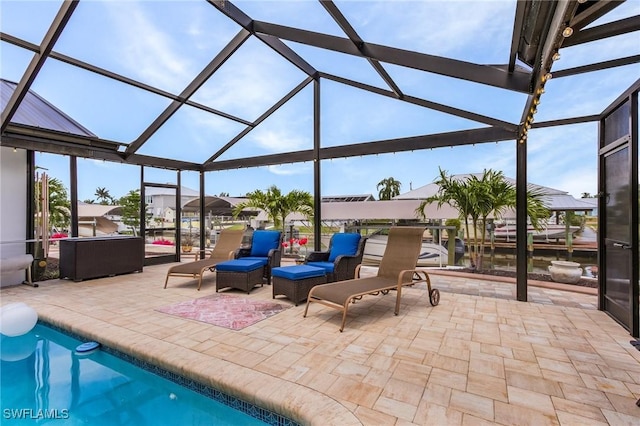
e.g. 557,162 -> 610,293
303,226 -> 440,332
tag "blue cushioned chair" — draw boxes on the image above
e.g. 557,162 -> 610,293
234,230 -> 282,284
305,233 -> 366,282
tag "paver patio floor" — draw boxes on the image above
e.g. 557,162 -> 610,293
2,261 -> 639,425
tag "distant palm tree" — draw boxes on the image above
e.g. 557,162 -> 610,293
232,185 -> 313,233
95,187 -> 115,205
377,177 -> 402,200
416,168 -> 548,269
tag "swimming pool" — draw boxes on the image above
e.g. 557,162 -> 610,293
1,323 -> 296,425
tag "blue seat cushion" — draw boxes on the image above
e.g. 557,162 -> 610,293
305,261 -> 335,274
238,257 -> 268,266
272,265 -> 326,280
217,259 -> 264,272
249,230 -> 281,257
328,233 -> 361,262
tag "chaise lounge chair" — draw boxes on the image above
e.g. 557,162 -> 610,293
164,229 -> 244,291
303,226 -> 440,331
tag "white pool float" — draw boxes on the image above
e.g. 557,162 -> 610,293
0,302 -> 38,337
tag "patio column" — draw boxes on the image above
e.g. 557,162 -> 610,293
26,150 -> 35,253
516,131 -> 528,301
199,170 -> 205,259
69,156 -> 78,237
313,78 -> 321,251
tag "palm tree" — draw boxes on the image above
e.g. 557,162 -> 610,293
416,168 -> 548,269
377,177 -> 402,200
232,185 -> 313,233
416,169 -> 477,264
47,178 -> 71,231
95,187 -> 115,205
468,170 -> 547,269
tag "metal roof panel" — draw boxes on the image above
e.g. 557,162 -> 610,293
1,79 -> 95,137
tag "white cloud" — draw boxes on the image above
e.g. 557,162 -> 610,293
351,1 -> 514,61
463,142 -> 516,175
267,163 -> 311,176
186,107 -> 243,139
83,158 -> 108,168
253,129 -> 308,152
524,123 -> 598,195
560,33 -> 639,69
104,2 -> 192,92
552,167 -> 598,198
192,40 -> 304,120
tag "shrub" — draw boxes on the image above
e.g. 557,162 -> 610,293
152,239 -> 174,246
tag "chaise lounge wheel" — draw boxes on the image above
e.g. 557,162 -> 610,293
429,289 -> 440,306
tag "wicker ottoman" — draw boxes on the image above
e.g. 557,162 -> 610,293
272,265 -> 327,306
216,259 -> 266,294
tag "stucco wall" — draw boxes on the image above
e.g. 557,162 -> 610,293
0,147 -> 28,287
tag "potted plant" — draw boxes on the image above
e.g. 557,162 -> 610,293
181,234 -> 194,253
298,237 -> 308,260
548,260 -> 582,284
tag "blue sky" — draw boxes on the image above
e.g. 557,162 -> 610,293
2,0 -> 639,201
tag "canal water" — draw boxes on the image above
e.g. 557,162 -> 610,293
462,226 -> 599,278
470,252 -> 598,278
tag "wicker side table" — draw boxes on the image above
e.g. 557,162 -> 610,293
216,259 -> 265,294
272,265 -> 327,306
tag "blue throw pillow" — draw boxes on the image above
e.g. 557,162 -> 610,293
328,233 -> 361,262
249,230 -> 281,257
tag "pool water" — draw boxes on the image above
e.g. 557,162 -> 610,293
1,324 -> 278,425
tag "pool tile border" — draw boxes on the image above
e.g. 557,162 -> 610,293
42,320 -> 300,426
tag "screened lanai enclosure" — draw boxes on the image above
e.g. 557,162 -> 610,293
0,1 -> 639,333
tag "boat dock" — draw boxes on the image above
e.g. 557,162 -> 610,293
486,226 -> 597,258
489,240 -> 597,258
